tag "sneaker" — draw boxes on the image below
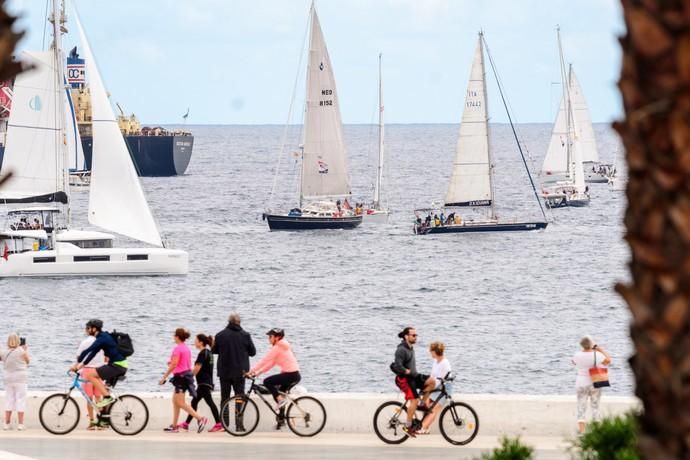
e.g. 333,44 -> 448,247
197,417 -> 208,433
163,425 -> 179,433
17,424 -> 25,431
96,396 -> 115,408
208,422 -> 223,433
274,417 -> 285,430
402,425 -> 417,438
2,423 -> 10,431
87,421 -> 98,431
177,422 -> 189,432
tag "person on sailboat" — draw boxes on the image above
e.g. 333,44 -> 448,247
71,320 -> 126,410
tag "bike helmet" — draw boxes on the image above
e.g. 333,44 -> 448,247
85,319 -> 103,331
266,328 -> 285,338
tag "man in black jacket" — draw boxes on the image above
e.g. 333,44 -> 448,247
213,313 -> 256,423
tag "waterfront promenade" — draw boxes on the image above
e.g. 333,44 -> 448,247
0,392 -> 637,459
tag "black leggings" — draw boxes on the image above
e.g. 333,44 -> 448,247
185,384 -> 220,424
264,371 -> 301,401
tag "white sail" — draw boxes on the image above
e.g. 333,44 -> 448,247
569,69 -> 599,164
301,7 -> 350,200
75,15 -> 163,247
445,37 -> 492,207
374,53 -> 384,209
541,91 -> 569,178
0,51 -> 65,202
64,85 -> 85,171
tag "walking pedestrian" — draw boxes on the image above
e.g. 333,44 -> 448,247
572,336 -> 612,433
1,334 -> 30,430
76,326 -> 106,430
179,334 -> 223,432
159,328 -> 208,433
213,313 -> 256,416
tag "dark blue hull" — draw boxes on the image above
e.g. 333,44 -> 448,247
417,221 -> 548,234
265,214 -> 363,231
81,135 -> 193,176
0,135 -> 193,177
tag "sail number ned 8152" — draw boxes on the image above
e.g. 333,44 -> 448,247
320,89 -> 333,107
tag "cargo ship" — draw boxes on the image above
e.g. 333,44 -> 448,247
0,47 -> 193,177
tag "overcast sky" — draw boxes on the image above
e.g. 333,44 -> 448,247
7,0 -> 624,125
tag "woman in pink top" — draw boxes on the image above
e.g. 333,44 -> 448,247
248,328 -> 300,429
159,328 -> 208,433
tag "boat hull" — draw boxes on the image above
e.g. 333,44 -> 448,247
0,245 -> 188,277
81,134 -> 194,177
362,209 -> 389,224
265,214 -> 362,231
544,196 -> 590,208
417,221 -> 547,234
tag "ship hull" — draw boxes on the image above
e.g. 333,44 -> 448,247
265,214 -> 363,231
416,221 -> 548,234
0,134 -> 193,177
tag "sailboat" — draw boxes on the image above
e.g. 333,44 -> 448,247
362,53 -> 390,223
414,32 -> 547,235
264,4 -> 362,231
541,27 -> 590,208
0,0 -> 187,277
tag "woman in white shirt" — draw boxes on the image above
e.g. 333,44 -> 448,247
1,334 -> 30,431
572,336 -> 612,433
419,341 -> 452,434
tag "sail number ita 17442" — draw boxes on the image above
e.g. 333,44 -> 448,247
466,89 -> 481,108
320,89 -> 333,107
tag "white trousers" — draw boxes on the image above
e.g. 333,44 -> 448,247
4,382 -> 27,412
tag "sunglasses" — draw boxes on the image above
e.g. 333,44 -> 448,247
409,334 -> 418,337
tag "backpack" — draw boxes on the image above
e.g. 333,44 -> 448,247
110,330 -> 134,357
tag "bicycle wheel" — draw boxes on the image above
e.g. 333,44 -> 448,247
220,396 -> 260,436
108,394 -> 149,436
286,396 -> 326,437
39,393 -> 80,435
439,401 -> 479,445
373,400 -> 409,444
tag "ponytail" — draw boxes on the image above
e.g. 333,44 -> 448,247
197,334 -> 214,348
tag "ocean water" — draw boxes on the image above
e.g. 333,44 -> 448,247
0,123 -> 632,396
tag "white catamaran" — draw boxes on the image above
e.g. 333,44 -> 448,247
0,0 -> 187,276
264,3 -> 361,231
541,27 -> 591,208
362,53 -> 390,223
414,32 -> 547,235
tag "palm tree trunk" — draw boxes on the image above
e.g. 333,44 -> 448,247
615,1 -> 690,458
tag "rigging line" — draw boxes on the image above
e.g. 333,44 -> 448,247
268,6 -> 310,211
482,35 -> 548,223
41,0 -> 49,50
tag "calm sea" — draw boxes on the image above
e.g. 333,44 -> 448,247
0,123 -> 632,395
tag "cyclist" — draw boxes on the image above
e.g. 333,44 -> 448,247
390,326 -> 435,437
247,328 -> 300,429
70,319 -> 127,408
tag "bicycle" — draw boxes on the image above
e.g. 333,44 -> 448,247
373,373 -> 479,445
219,375 -> 326,437
39,371 -> 149,436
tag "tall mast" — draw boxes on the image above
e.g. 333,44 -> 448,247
299,3 -> 316,209
556,26 -> 573,181
479,33 -> 495,220
51,0 -> 70,225
373,52 -> 384,209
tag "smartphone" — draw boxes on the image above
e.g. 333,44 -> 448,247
19,337 -> 26,346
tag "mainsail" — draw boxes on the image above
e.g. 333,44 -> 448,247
76,15 -> 163,247
445,37 -> 492,207
541,66 -> 598,177
0,51 -> 67,203
301,7 -> 351,201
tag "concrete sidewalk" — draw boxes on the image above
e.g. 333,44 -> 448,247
0,431 -> 573,459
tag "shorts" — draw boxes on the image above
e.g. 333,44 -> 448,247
429,382 -> 453,406
96,363 -> 127,383
395,374 -> 429,400
80,367 -> 104,398
172,373 -> 194,394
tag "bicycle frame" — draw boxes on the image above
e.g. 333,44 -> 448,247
243,376 -> 297,417
395,377 -> 455,426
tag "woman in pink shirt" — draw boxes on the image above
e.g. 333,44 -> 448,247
248,328 -> 300,429
159,328 -> 208,433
